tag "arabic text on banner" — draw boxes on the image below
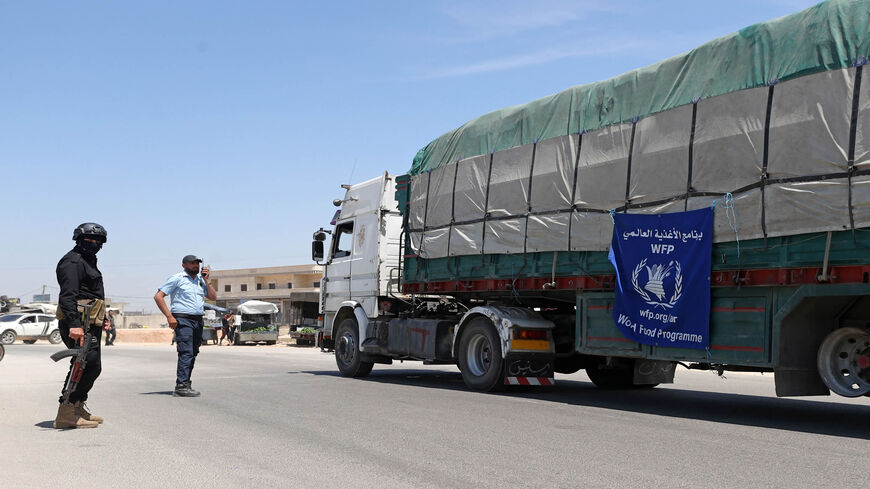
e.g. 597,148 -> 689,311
608,208 -> 713,350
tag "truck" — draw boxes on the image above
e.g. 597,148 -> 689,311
313,0 -> 870,398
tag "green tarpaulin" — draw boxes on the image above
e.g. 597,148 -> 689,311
409,0 -> 870,175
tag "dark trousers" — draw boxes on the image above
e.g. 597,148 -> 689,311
175,315 -> 203,385
105,326 -> 116,345
58,321 -> 103,404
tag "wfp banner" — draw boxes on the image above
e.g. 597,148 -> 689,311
608,208 -> 713,349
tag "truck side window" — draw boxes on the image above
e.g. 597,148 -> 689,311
332,222 -> 354,259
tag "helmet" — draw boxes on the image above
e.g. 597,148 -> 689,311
72,222 -> 108,243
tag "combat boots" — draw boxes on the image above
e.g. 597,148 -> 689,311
53,403 -> 99,429
74,401 -> 104,424
173,382 -> 201,397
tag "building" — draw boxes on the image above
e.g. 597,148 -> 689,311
209,264 -> 322,326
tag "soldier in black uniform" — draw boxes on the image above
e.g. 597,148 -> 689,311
53,222 -> 108,429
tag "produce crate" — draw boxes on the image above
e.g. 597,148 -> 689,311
290,331 -> 316,346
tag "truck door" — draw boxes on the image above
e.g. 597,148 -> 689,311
323,220 -> 354,316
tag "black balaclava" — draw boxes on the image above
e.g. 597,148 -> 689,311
76,239 -> 103,255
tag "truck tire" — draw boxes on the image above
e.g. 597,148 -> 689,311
0,330 -> 16,345
816,326 -> 870,397
22,339 -> 37,344
335,318 -> 374,377
457,317 -> 505,392
0,344 -> 4,362
48,330 -> 63,344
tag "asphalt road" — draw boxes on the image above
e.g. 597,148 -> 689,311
0,342 -> 868,489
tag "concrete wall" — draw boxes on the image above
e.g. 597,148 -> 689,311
115,328 -> 174,343
121,313 -> 168,329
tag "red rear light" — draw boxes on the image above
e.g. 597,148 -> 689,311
513,329 -> 547,340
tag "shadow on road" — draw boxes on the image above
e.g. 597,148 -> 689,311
139,391 -> 174,396
303,369 -> 869,440
34,421 -> 55,429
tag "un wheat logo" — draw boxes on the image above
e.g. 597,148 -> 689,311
631,258 -> 682,309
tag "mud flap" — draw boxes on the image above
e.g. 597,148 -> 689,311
634,359 -> 676,384
504,353 -> 555,385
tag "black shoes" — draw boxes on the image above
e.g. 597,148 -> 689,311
173,382 -> 201,397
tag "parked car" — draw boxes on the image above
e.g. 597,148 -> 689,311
0,313 -> 62,345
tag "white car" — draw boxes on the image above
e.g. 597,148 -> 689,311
0,313 -> 62,345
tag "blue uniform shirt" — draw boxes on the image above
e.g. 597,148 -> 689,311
159,272 -> 208,315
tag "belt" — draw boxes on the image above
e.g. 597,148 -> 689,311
173,313 -> 203,319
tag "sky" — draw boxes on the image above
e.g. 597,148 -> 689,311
0,0 -> 821,311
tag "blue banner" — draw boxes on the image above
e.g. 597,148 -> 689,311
608,208 -> 713,349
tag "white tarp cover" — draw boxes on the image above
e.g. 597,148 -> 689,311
407,66 -> 870,259
238,300 -> 279,314
692,87 -> 766,192
20,303 -> 58,314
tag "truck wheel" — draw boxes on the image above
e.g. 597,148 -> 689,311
817,327 -> 870,397
457,317 -> 504,392
0,344 -> 4,362
335,318 -> 373,377
0,330 -> 16,345
48,330 -> 63,344
22,339 -> 37,344
586,361 -> 636,389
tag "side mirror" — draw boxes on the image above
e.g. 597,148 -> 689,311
312,240 -> 324,262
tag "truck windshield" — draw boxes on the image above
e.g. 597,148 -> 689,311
0,314 -> 22,322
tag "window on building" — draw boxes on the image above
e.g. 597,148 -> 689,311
224,285 -> 231,292
287,282 -> 293,289
241,284 -> 248,292
313,281 -> 321,288
257,283 -> 263,290
268,283 -> 275,290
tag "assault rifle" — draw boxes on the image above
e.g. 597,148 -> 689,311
50,302 -> 95,405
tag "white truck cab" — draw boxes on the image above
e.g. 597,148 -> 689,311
314,172 -> 403,350
312,172 -> 558,391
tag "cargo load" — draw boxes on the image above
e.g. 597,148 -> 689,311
313,0 -> 870,398
405,0 -> 870,259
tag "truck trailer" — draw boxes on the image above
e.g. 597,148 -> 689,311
313,0 -> 870,397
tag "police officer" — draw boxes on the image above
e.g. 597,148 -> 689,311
54,222 -> 108,429
154,255 -> 217,397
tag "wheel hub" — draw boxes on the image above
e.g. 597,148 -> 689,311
817,327 -> 870,397
337,333 -> 355,365
466,333 -> 492,377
